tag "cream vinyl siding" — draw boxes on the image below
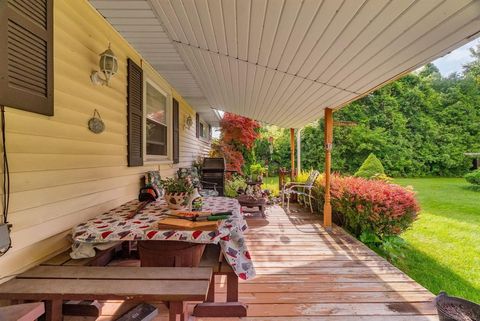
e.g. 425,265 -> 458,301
0,0 -> 210,280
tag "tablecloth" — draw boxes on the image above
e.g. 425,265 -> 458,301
71,197 -> 256,280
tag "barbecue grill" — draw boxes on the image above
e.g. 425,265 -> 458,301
202,157 -> 226,196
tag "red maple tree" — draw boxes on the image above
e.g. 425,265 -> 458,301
215,112 -> 260,173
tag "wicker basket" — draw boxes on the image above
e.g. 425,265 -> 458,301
138,240 -> 206,267
435,292 -> 480,321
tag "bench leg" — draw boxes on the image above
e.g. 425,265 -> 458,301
169,301 -> 187,321
44,299 -> 62,321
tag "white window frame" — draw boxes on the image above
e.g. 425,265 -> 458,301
143,78 -> 173,163
199,119 -> 210,141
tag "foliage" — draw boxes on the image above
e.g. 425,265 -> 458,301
211,142 -> 244,173
250,163 -> 267,175
316,175 -> 420,238
212,113 -> 260,174
296,170 -> 314,183
224,175 -> 247,198
393,178 -> 480,303
359,230 -> 406,262
465,169 -> 480,185
262,176 -> 280,197
220,113 -> 260,149
161,178 -> 194,194
354,153 -> 386,179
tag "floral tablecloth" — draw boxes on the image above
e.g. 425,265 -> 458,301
71,197 -> 256,280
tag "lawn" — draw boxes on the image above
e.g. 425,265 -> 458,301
263,176 -> 280,196
392,178 -> 480,303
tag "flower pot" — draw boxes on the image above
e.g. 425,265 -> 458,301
164,192 -> 189,210
436,292 -> 480,321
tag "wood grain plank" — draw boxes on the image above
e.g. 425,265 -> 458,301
19,266 -> 212,280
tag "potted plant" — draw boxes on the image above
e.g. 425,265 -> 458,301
161,178 -> 194,210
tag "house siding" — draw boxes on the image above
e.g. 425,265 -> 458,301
0,0 -> 210,279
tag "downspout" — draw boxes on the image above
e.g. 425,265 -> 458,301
290,128 -> 295,181
297,128 -> 302,175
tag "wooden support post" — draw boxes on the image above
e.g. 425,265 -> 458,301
324,108 -> 333,229
290,128 -> 295,180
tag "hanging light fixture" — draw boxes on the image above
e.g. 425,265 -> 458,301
90,43 -> 118,86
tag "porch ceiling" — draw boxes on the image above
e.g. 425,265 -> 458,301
91,0 -> 480,128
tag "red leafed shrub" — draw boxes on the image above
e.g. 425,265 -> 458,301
220,113 -> 260,150
220,144 -> 244,173
315,175 -> 419,237
212,113 -> 260,173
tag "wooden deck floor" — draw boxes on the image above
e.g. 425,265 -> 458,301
83,204 -> 439,321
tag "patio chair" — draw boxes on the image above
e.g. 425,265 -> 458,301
282,170 -> 320,213
177,167 -> 219,197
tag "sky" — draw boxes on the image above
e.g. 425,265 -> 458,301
432,38 -> 479,76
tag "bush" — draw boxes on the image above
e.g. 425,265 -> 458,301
316,175 -> 419,238
465,170 -> 480,185
224,175 -> 247,198
296,170 -> 317,183
354,153 -> 387,179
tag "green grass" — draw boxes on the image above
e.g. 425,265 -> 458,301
263,176 -> 280,196
392,178 -> 480,303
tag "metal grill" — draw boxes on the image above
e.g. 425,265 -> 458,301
202,158 -> 226,196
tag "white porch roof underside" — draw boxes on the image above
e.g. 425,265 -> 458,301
90,0 -> 480,128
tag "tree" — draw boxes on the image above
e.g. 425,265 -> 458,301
354,153 -> 386,179
212,112 -> 260,174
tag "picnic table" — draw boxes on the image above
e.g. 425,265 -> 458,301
71,197 -> 256,280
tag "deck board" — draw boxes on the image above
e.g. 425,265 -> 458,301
73,204 -> 438,321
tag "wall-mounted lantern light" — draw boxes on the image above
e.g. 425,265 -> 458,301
90,43 -> 118,86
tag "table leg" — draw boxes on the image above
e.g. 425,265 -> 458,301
44,299 -> 62,321
169,301 -> 183,321
206,275 -> 215,302
193,272 -> 247,317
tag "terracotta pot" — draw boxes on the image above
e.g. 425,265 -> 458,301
164,192 -> 189,210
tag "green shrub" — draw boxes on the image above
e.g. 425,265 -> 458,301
225,175 -> 247,198
465,169 -> 480,185
354,153 -> 387,179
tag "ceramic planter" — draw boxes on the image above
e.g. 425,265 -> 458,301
164,192 -> 189,210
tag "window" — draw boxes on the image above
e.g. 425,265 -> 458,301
199,121 -> 210,140
145,82 -> 168,158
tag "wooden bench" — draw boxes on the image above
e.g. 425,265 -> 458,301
0,266 -> 212,321
0,302 -> 45,321
40,243 -> 124,317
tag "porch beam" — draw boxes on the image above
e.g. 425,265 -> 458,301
290,128 -> 295,181
323,108 -> 333,228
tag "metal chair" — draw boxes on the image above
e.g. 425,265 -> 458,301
282,170 -> 320,213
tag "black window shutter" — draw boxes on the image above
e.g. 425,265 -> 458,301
0,0 -> 53,115
172,98 -> 179,164
127,59 -> 143,167
195,113 -> 200,138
